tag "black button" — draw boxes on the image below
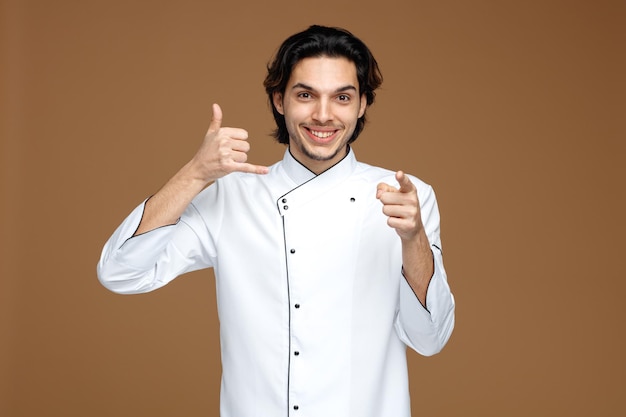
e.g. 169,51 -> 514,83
283,205 -> 289,210
294,351 -> 299,356
350,197 -> 356,202
290,249 -> 296,254
282,198 -> 287,203
293,405 -> 299,410
295,304 -> 300,309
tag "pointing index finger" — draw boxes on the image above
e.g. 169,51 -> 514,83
396,171 -> 415,193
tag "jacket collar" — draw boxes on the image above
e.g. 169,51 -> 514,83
281,146 -> 357,187
276,147 -> 358,216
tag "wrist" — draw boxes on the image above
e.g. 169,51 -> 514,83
178,160 -> 215,190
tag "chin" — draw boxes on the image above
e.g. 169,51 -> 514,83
307,145 -> 344,162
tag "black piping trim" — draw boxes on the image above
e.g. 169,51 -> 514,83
401,247 -> 437,313
281,216 -> 292,415
286,145 -> 351,176
119,195 -> 180,249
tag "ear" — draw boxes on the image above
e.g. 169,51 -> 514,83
358,93 -> 367,118
273,92 -> 284,115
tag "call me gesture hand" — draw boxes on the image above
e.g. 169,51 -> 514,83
190,103 -> 270,183
134,104 -> 269,235
376,171 -> 434,306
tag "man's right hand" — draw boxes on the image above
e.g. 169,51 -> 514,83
189,103 -> 269,184
133,104 -> 268,236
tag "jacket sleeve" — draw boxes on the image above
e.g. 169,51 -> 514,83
394,183 -> 455,356
97,187 -> 221,295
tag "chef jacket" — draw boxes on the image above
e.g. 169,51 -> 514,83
97,148 -> 455,417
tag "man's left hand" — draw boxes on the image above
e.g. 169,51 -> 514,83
376,171 -> 423,241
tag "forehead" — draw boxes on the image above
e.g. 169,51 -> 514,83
288,56 -> 358,90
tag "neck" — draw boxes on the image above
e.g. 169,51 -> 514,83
288,146 -> 351,175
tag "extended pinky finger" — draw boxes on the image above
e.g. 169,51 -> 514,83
236,162 -> 270,175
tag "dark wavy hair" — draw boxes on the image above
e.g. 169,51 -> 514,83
264,25 -> 383,144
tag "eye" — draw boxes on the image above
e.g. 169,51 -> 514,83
337,94 -> 351,102
297,92 -> 311,99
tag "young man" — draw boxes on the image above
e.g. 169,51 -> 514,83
98,25 -> 455,417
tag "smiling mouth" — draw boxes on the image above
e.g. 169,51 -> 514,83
304,127 -> 340,142
310,130 -> 334,138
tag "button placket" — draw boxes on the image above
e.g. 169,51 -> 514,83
277,160 -> 361,415
289,274 -> 302,414
282,202 -> 304,416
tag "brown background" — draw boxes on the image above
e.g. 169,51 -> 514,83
1,0 -> 624,416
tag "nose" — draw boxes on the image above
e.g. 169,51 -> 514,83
312,98 -> 332,123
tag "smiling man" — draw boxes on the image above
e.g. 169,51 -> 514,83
273,56 -> 367,172
98,25 -> 455,417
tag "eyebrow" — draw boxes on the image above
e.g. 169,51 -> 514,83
291,83 -> 358,94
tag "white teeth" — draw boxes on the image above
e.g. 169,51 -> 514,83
310,130 -> 334,138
